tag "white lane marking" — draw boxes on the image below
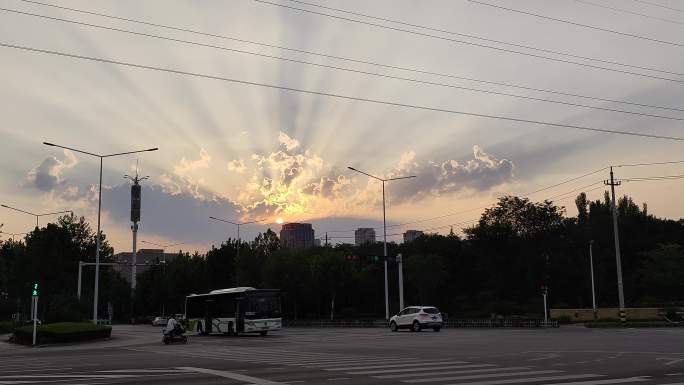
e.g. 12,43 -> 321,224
375,367 -> 533,379
528,353 -> 560,361
0,368 -> 70,372
666,373 -> 684,376
0,375 -> 135,379
349,364 -> 495,375
300,357 -> 431,366
178,366 -> 283,385
543,377 -> 649,385
97,369 -> 187,373
327,361 -> 471,372
405,370 -> 564,383
326,378 -> 350,381
659,358 -> 684,366
443,374 -> 602,385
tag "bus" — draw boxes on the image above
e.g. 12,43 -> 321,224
185,287 -> 281,336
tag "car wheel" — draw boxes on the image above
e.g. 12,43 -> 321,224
432,327 -> 441,332
260,331 -> 268,336
181,336 -> 188,344
390,321 -> 398,332
411,321 -> 421,332
163,337 -> 170,345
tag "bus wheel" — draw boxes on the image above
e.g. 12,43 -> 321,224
260,331 -> 268,336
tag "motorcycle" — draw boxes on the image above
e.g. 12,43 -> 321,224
162,326 -> 187,345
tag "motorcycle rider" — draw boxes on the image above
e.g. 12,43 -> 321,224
165,316 -> 183,337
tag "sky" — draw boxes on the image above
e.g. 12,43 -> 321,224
1,0 -> 684,253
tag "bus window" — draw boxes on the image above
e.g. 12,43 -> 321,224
247,295 -> 281,319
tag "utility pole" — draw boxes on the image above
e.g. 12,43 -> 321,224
605,166 -> 626,323
397,253 -> 404,310
325,232 -> 328,247
589,240 -> 597,320
347,167 -> 415,320
125,165 -> 148,324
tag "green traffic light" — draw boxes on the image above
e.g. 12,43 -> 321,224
32,283 -> 38,296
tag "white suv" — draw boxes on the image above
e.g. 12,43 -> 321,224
390,306 -> 443,332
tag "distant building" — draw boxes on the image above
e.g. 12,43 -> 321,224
113,248 -> 178,284
280,223 -> 315,249
403,230 -> 424,243
313,238 -> 322,247
355,228 -> 376,246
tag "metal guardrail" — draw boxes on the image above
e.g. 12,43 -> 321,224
283,319 -> 558,328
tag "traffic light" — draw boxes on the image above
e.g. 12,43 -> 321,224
372,255 -> 380,262
31,283 -> 38,297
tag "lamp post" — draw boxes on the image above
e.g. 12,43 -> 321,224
43,142 -> 158,324
347,166 -> 416,320
1,204 -> 72,228
209,217 -> 263,270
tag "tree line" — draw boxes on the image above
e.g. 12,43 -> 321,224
1,192 -> 683,323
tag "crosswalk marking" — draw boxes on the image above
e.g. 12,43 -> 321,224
443,374 -> 602,385
303,358 -> 433,367
178,366 -> 283,385
542,377 -> 649,385
404,370 -> 563,383
347,364 -> 494,375
374,366 -> 533,379
328,362 -> 472,372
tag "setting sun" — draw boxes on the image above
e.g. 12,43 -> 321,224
275,218 -> 284,224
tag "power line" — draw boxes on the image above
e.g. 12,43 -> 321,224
17,0 -> 684,113
252,0 -> 684,84
322,166 -> 611,234
7,8 -> 682,122
576,0 -> 684,27
620,173 -> 684,182
631,0 -> 684,15
4,42 -> 683,142
467,0 -> 684,48
616,159 -> 684,168
282,0 -> 684,77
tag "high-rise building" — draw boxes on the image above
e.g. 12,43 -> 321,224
403,230 -> 424,243
355,228 -> 376,246
280,223 -> 315,249
113,248 -> 178,284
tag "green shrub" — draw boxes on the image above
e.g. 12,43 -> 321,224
0,320 -> 17,334
586,321 -> 684,328
12,322 -> 111,344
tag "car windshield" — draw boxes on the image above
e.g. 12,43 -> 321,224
422,307 -> 440,314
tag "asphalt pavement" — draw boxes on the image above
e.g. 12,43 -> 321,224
2,325 -> 684,384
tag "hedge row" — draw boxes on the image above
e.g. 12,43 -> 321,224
13,322 -> 111,344
0,320 -> 17,334
585,321 -> 684,328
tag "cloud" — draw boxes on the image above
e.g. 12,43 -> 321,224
173,148 -> 211,176
385,145 -> 515,202
278,132 -> 300,151
227,159 -> 247,174
101,183 -> 244,245
27,150 -> 78,191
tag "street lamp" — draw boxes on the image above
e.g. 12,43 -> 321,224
1,204 -> 72,228
209,216 -> 263,263
347,166 -> 416,319
43,142 -> 158,324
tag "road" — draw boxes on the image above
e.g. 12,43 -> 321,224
2,325 -> 684,384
